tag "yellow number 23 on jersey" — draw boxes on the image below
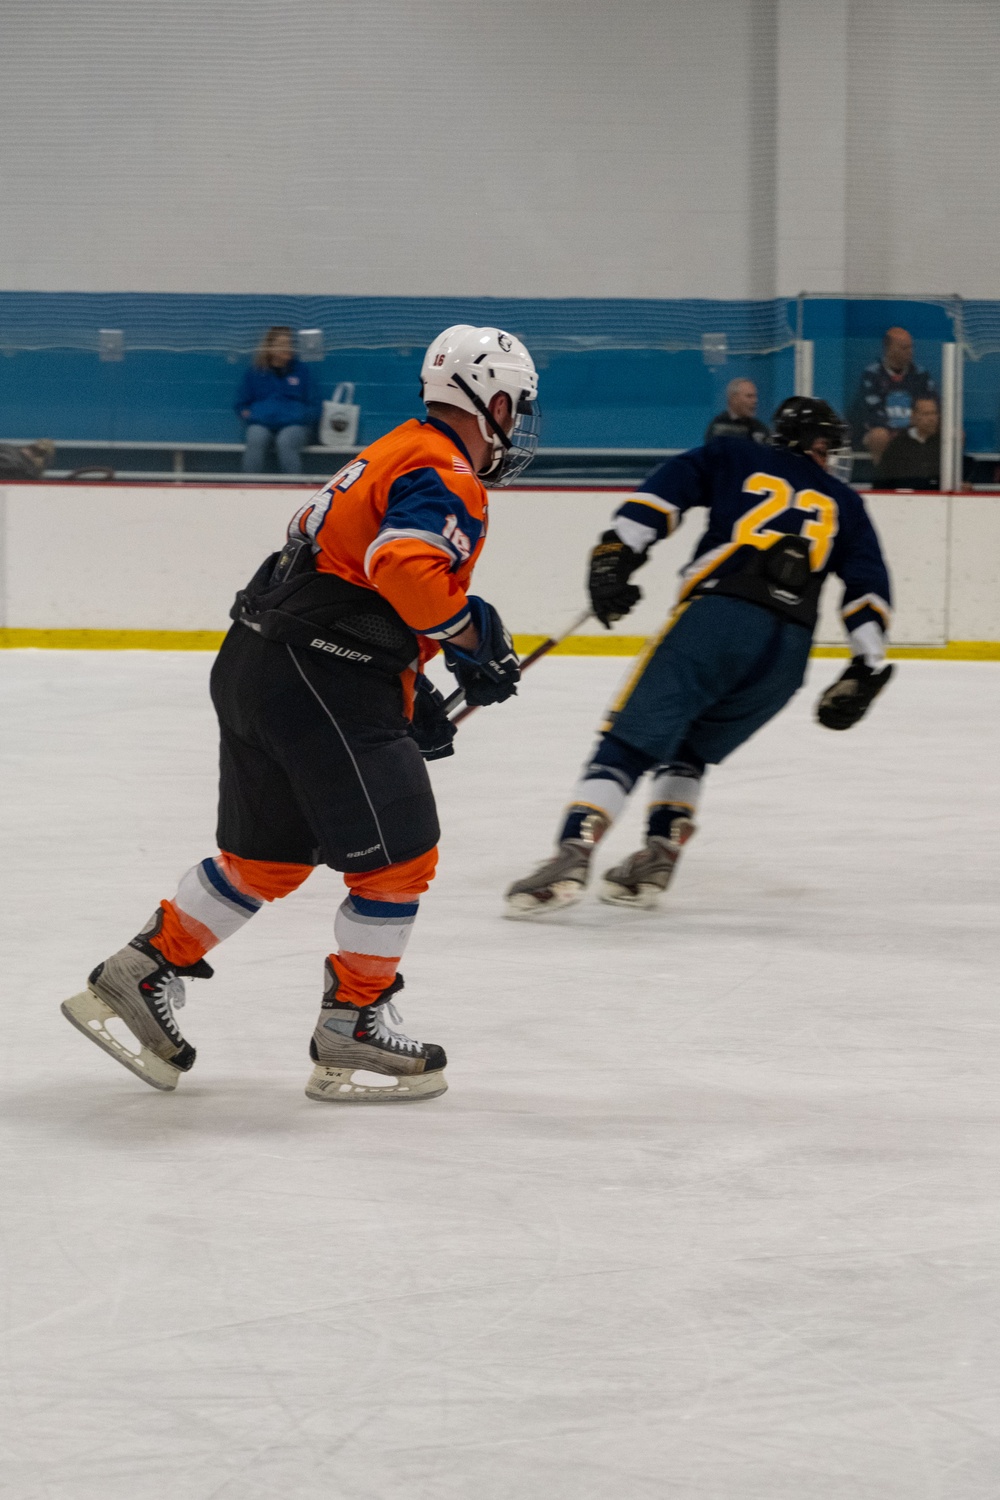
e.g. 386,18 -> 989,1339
733,472 -> 839,571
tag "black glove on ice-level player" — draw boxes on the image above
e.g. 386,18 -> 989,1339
410,674 -> 457,761
588,529 -> 648,628
442,596 -> 520,707
816,656 -> 894,730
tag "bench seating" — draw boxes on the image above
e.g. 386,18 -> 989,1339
0,438 -> 683,487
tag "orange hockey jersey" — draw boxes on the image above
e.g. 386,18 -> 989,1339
286,416 -> 488,656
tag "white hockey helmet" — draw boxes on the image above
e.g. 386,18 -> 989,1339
420,324 -> 540,485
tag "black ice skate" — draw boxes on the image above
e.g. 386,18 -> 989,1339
504,808 -> 610,919
61,911 -> 212,1091
306,962 -> 447,1103
600,816 -> 696,909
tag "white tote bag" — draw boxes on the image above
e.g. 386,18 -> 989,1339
318,382 -> 361,448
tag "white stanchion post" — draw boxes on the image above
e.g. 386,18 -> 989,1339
940,343 -> 957,493
0,489 -> 6,629
953,338 -> 964,492
794,340 -> 814,398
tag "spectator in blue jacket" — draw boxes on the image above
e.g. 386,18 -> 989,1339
235,327 -> 320,474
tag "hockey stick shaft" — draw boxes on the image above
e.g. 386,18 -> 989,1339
444,607 -> 593,725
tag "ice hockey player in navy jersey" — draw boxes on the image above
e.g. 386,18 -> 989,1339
506,397 -> 894,915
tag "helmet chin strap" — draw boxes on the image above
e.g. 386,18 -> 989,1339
450,373 -> 512,475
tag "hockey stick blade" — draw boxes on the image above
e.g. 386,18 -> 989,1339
444,608 -> 593,725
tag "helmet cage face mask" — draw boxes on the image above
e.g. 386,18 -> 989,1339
451,372 -> 541,486
825,446 -> 854,484
495,398 -> 541,486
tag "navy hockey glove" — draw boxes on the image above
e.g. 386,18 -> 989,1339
588,529 -> 648,628
816,657 -> 894,731
442,596 -> 520,707
410,674 -> 457,761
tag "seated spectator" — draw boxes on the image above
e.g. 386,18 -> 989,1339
853,326 -> 936,461
704,379 -> 769,443
873,395 -> 941,488
0,439 -> 55,479
235,327 -> 320,474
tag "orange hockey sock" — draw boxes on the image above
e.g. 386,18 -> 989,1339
148,854 -> 314,966
328,847 -> 438,1007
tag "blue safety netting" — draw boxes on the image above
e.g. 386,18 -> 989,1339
0,292 -> 797,356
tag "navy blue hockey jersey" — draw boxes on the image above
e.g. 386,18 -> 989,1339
613,437 -> 892,655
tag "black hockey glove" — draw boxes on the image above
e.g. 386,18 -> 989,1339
588,529 -> 648,628
816,656 -> 894,731
410,674 -> 457,761
442,596 -> 520,707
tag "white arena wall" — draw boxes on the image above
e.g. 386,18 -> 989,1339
5,0 -> 1000,300
0,486 -> 997,651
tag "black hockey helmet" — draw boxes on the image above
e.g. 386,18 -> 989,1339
770,396 -> 849,455
770,396 -> 852,481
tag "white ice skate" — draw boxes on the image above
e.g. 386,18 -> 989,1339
61,914 -> 211,1091
306,966 -> 447,1103
599,819 -> 696,909
504,840 -> 596,919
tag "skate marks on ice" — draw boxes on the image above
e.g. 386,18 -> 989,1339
4,1057 -> 1000,1500
1,652 -> 1000,1498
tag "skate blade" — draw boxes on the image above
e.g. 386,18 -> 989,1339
503,881 -> 585,920
306,1064 -> 448,1104
61,989 -> 182,1092
598,879 -> 664,910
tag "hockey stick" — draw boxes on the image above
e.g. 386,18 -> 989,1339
443,607 -> 593,725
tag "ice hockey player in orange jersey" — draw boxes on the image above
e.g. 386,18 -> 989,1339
61,326 -> 540,1103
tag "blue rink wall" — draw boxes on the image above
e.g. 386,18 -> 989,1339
1,292 -> 999,450
0,343 -> 796,450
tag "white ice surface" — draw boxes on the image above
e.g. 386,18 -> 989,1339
1,650 -> 999,1500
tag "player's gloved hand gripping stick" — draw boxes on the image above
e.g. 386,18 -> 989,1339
410,675 -> 459,760
442,524 -> 640,727
442,596 -> 521,708
444,606 -> 593,726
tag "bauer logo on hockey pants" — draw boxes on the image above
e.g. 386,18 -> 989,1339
309,638 -> 373,663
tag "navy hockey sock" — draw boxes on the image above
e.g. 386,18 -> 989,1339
646,757 -> 704,840
558,733 -> 658,842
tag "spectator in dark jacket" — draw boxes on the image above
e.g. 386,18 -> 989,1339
0,439 -> 55,479
873,395 -> 941,488
852,327 -> 936,461
704,379 -> 769,443
235,327 -> 321,474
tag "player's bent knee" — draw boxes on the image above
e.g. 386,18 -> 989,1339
219,852 -> 315,902
344,845 -> 439,902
